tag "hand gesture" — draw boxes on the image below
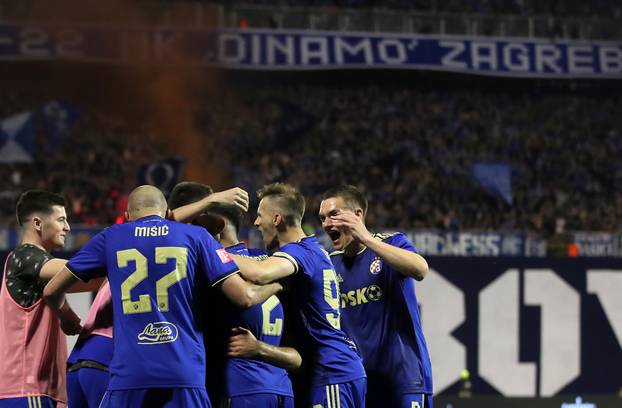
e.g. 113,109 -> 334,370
329,211 -> 373,244
210,188 -> 249,213
228,327 -> 260,359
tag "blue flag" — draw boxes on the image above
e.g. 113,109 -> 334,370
39,100 -> 80,150
0,112 -> 36,163
137,157 -> 185,196
471,161 -> 513,205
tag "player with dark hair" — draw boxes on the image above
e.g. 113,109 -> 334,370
169,183 -> 300,408
0,190 -> 95,408
230,182 -> 366,408
209,202 -> 300,408
319,185 -> 433,408
43,185 -> 282,408
167,182 -> 214,212
168,184 -> 249,224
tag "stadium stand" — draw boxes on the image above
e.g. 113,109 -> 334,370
1,78 -> 620,238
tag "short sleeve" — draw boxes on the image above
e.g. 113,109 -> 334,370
272,243 -> 305,276
195,229 -> 240,286
386,232 -> 417,253
66,231 -> 108,282
4,244 -> 55,307
8,244 -> 53,283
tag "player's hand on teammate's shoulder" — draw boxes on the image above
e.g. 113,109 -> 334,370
211,187 -> 249,212
228,327 -> 260,359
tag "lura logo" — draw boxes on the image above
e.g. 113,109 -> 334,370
138,321 -> 179,344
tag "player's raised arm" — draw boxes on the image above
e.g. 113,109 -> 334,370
230,254 -> 297,285
171,187 -> 249,222
365,237 -> 428,280
218,273 -> 283,308
228,327 -> 302,371
327,204 -> 429,281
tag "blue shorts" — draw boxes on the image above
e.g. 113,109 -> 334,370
0,396 -> 57,408
309,378 -> 366,408
224,393 -> 293,408
99,388 -> 210,408
67,366 -> 109,407
398,393 -> 434,408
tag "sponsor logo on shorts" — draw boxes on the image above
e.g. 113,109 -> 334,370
137,321 -> 178,344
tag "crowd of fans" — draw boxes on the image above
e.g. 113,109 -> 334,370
0,91 -> 167,227
200,81 -> 622,237
1,80 -> 621,238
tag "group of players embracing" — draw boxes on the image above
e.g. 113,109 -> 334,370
0,181 -> 432,408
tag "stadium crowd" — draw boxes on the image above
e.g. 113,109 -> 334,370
1,84 -> 621,238
202,83 -> 622,237
0,92 -> 166,227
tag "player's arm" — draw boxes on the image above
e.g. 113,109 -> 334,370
39,258 -> 105,292
229,255 -> 296,285
42,267 -> 82,335
228,327 -> 302,371
364,238 -> 429,281
171,187 -> 249,222
330,212 -> 428,280
218,273 -> 283,308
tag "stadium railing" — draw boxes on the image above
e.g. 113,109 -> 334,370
0,1 -> 619,40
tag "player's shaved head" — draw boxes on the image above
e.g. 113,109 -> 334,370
127,185 -> 168,219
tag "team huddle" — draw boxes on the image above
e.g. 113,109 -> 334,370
0,183 -> 432,408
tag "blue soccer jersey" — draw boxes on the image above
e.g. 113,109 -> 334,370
224,243 -> 293,398
66,215 -> 239,391
272,236 -> 366,386
330,232 -> 433,395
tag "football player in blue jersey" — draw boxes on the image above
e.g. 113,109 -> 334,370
43,185 -> 283,408
318,185 -> 433,408
61,184 -> 252,408
230,182 -> 367,408
206,202 -> 301,408
168,183 -> 301,408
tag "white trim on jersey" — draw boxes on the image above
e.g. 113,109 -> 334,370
325,384 -> 341,408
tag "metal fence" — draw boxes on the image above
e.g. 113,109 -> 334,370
222,5 -> 621,40
0,1 -> 619,40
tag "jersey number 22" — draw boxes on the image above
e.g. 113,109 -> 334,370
117,247 -> 188,315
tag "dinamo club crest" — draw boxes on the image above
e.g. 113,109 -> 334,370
369,257 -> 382,275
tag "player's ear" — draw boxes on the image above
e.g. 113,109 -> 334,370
164,208 -> 173,220
32,216 -> 43,231
274,213 -> 288,232
354,208 -> 365,218
124,210 -> 130,221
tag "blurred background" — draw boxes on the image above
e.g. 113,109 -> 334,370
0,0 -> 620,406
